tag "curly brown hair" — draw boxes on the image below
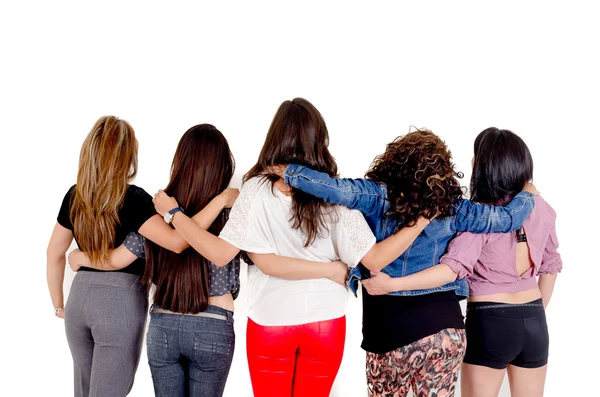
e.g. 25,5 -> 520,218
365,129 -> 465,228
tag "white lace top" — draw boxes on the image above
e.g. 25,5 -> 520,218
220,177 -> 376,326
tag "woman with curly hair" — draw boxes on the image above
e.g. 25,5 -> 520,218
362,128 -> 561,397
270,128 -> 537,396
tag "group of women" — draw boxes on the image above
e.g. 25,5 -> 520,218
46,97 -> 562,397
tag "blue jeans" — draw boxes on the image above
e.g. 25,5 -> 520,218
146,305 -> 235,397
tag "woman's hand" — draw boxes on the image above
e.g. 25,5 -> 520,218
153,190 -> 179,216
68,249 -> 85,272
523,182 -> 539,195
56,308 -> 65,319
217,188 -> 240,208
265,164 -> 287,178
328,261 -> 349,286
361,271 -> 393,295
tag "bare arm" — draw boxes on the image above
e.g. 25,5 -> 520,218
46,223 -> 74,318
248,253 -> 349,286
140,189 -> 239,255
154,189 -> 239,265
538,273 -> 557,308
362,264 -> 458,295
360,217 -> 430,272
68,245 -> 138,272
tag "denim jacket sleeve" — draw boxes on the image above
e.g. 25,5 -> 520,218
284,164 -> 385,216
454,191 -> 535,233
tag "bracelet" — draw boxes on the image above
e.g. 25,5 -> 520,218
54,306 -> 65,317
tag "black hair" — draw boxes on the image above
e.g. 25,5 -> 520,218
470,127 -> 533,205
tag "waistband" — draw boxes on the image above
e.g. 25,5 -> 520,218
467,298 -> 544,316
73,270 -> 145,292
150,304 -> 234,324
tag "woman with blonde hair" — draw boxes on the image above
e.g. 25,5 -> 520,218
47,116 -> 236,397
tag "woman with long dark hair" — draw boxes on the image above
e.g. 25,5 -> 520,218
269,128 -> 538,396
363,128 -> 561,397
47,117 -> 235,397
152,98 -> 432,396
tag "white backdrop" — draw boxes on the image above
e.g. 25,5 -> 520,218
0,1 -> 597,396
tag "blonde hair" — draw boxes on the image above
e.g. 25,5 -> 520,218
70,116 -> 138,265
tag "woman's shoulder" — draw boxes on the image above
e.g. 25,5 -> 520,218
528,195 -> 557,227
127,184 -> 150,196
240,176 -> 283,203
124,184 -> 153,203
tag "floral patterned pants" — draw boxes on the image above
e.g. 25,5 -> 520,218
366,328 -> 466,397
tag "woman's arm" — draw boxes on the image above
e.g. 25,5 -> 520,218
537,220 -> 562,308
154,190 -> 239,266
538,273 -> 557,308
139,188 -> 239,254
455,183 -> 538,234
248,253 -> 349,286
46,223 -> 74,319
68,245 -> 138,272
360,216 -> 430,272
362,264 -> 458,295
361,231 -> 483,294
276,164 -> 385,216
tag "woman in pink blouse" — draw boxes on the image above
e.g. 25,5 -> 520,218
362,127 -> 562,397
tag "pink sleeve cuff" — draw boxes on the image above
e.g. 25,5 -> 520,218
538,259 -> 563,274
440,256 -> 471,279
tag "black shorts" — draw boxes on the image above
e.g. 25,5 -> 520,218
463,298 -> 549,369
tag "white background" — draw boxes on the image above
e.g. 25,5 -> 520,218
0,1 -> 597,396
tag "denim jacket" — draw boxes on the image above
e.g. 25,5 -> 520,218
284,164 -> 535,298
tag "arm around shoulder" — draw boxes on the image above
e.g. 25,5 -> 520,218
284,164 -> 384,215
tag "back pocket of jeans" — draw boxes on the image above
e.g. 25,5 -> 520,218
146,327 -> 168,364
193,332 -> 234,370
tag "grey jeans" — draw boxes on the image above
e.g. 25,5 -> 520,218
65,271 -> 148,397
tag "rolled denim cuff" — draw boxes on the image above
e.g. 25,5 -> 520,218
283,164 -> 305,184
346,266 -> 363,297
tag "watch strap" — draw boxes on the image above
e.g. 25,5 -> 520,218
168,207 -> 184,215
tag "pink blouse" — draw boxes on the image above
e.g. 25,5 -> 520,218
440,196 -> 562,296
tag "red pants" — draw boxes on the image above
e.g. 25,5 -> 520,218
246,316 -> 346,397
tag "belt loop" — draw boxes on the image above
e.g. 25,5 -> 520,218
227,311 -> 234,325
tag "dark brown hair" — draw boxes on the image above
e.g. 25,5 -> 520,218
366,129 -> 464,228
142,124 -> 235,313
244,98 -> 337,247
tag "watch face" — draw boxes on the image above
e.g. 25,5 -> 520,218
164,212 -> 172,224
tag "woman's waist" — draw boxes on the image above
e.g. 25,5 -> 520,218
208,293 -> 234,312
467,287 -> 542,305
151,304 -> 234,321
74,269 -> 145,291
467,277 -> 539,298
250,284 -> 348,325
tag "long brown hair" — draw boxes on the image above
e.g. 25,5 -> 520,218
143,124 -> 235,314
366,129 -> 464,228
70,116 -> 138,265
244,98 -> 337,247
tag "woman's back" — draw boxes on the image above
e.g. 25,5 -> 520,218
442,195 -> 562,298
220,177 -> 375,326
58,183 -> 156,275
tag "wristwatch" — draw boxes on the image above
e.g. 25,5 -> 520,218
164,207 -> 184,224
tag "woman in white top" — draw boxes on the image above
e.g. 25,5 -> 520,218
153,98 -> 431,397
